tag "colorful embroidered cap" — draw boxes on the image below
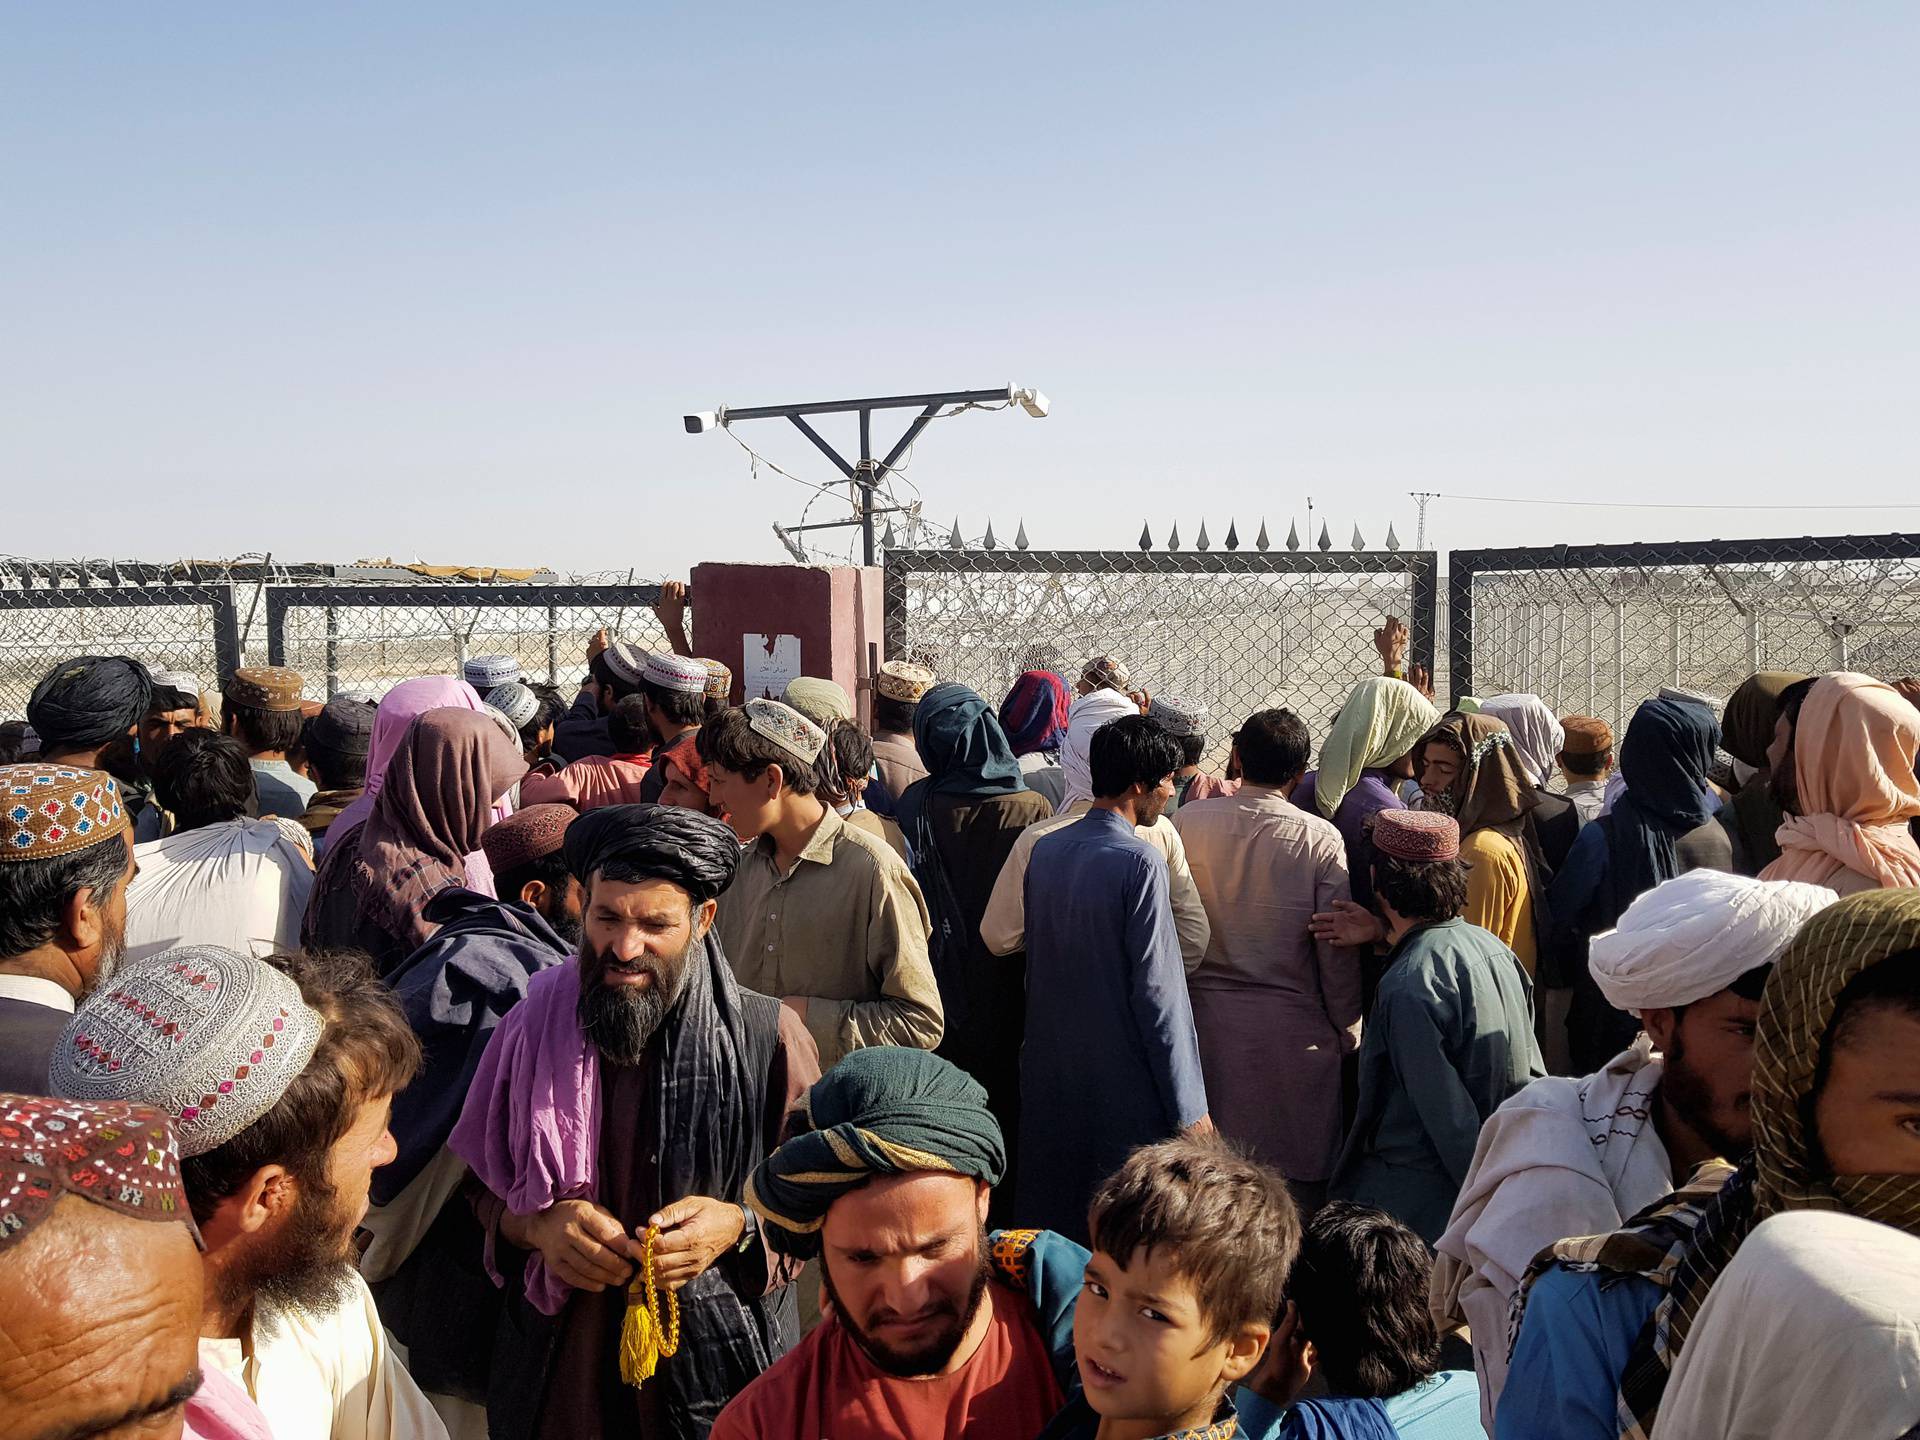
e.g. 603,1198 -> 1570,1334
464,654 -> 523,690
1372,809 -> 1460,863
0,1094 -> 200,1253
602,641 -> 649,687
1148,694 -> 1211,738
481,802 -> 576,874
224,667 -> 306,713
875,661 -> 936,703
746,698 -> 827,767
487,681 -> 541,730
0,764 -> 128,863
51,947 -> 326,1158
643,652 -> 710,695
699,658 -> 732,702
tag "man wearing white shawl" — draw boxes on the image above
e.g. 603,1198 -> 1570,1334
1431,868 -> 1836,1434
980,690 -> 1210,968
1651,1210 -> 1920,1440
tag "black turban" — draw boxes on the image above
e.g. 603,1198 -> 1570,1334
562,803 -> 742,902
27,656 -> 153,754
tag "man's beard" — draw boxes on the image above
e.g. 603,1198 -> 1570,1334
85,929 -> 129,997
221,1177 -> 359,1321
1661,1030 -> 1749,1160
821,1230 -> 991,1378
576,933 -> 698,1067
542,906 -> 583,949
1412,786 -> 1459,817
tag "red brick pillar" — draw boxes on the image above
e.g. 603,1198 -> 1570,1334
689,563 -> 885,723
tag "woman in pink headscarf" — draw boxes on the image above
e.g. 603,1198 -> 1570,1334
1761,672 -> 1920,893
320,675 -> 509,890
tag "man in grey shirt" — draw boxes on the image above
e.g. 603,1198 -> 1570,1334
223,666 -> 317,819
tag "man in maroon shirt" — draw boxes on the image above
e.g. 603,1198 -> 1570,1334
715,1047 -> 1083,1440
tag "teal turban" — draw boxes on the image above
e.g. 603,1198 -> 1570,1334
745,1047 -> 1005,1258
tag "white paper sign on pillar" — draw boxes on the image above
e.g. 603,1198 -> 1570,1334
744,634 -> 802,701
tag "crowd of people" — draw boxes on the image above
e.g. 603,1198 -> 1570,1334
4,605 -> 1920,1440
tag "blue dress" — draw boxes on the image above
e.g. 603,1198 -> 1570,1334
1015,807 -> 1210,1244
1495,1263 -> 1661,1440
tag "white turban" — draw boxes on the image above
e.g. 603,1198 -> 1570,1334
1590,870 -> 1838,1015
1057,688 -> 1139,812
1477,693 -> 1565,790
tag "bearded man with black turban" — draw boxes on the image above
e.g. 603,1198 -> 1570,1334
450,804 -> 821,1440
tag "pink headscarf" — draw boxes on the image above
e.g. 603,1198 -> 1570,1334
1763,672 -> 1920,890
184,1363 -> 275,1440
326,675 -> 507,894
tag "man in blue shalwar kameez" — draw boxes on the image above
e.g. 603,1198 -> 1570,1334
1015,712 -> 1212,1245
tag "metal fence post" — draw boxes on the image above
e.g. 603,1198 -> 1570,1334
324,606 -> 340,697
1447,557 -> 1475,708
212,588 -> 242,684
547,602 -> 561,683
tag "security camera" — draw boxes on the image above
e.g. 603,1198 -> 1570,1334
1014,388 -> 1050,419
683,410 -> 720,435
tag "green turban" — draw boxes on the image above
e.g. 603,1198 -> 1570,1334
745,1047 -> 1005,1258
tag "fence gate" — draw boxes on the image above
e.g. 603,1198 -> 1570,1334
885,547 -> 1438,775
1449,534 -> 1920,734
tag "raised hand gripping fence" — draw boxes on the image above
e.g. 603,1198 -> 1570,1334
1448,534 -> 1920,734
884,547 -> 1438,776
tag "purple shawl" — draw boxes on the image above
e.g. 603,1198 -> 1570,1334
448,955 -> 600,1315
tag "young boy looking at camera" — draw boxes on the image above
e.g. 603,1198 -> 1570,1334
1039,1136 -> 1301,1439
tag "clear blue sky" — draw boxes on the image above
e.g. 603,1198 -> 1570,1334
5,4 -> 1917,576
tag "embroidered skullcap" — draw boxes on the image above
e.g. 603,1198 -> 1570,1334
782,677 -> 854,727
487,681 -> 541,730
225,667 -> 305,713
699,658 -> 732,702
28,656 -> 153,753
746,1047 -> 1005,1258
876,661 -> 936,704
481,802 -> 576,874
0,1094 -> 200,1253
51,947 -> 325,1158
1590,871 -> 1838,1015
150,670 -> 202,700
642,652 -> 709,695
1081,654 -> 1131,691
0,763 -> 128,862
747,698 -> 827,766
1560,715 -> 1614,756
306,696 -> 376,758
1372,808 -> 1460,862
563,803 -> 741,903
602,641 -> 649,687
463,654 -> 523,690
1148,694 -> 1211,738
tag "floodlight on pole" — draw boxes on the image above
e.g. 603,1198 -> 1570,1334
685,385 -> 1049,565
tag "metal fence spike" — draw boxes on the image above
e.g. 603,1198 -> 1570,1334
1168,522 -> 1182,550
1016,520 -> 1030,550
984,521 -> 998,550
1386,522 -> 1400,552
1317,522 -> 1332,551
1196,521 -> 1211,551
1351,525 -> 1366,551
1256,520 -> 1270,551
882,518 -> 896,549
1139,523 -> 1154,551
1286,521 -> 1300,551
1225,521 -> 1240,551
948,518 -> 963,550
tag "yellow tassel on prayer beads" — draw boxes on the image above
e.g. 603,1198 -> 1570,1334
619,1224 -> 681,1390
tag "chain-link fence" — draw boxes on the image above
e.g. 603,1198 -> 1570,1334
0,586 -> 241,717
264,584 -> 674,701
1449,534 -> 1920,733
0,570 -> 675,715
885,548 -> 1438,775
